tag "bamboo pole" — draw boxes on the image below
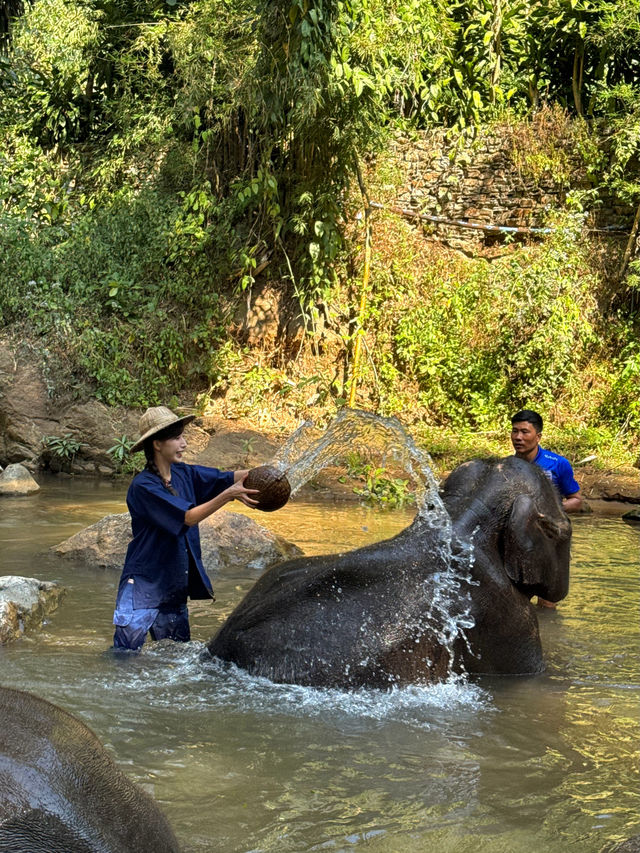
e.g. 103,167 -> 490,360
348,208 -> 372,409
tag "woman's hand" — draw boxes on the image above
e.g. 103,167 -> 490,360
224,475 -> 259,507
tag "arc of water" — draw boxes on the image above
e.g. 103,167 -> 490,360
270,409 -> 474,678
272,409 -> 448,523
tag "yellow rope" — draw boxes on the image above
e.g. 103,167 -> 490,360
348,209 -> 372,408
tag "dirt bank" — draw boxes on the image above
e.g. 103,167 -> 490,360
1,336 -> 637,514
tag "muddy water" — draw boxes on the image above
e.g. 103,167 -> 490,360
0,476 -> 638,853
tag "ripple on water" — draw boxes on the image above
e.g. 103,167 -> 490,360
2,487 -> 637,853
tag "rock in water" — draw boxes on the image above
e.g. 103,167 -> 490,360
53,509 -> 302,573
245,465 -> 291,512
0,576 -> 65,643
0,463 -> 40,496
622,508 -> 640,524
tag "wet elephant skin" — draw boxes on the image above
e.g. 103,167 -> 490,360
206,457 -> 572,688
0,687 -> 180,853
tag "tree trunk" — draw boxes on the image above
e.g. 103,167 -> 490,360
618,197 -> 640,284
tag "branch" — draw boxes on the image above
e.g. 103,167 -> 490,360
617,196 -> 640,284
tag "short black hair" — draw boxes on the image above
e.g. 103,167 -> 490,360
511,409 -> 543,432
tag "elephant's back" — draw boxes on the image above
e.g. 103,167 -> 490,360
0,687 -> 181,853
205,530 -> 445,688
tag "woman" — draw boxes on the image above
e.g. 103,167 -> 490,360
112,406 -> 258,651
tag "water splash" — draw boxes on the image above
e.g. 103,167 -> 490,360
272,409 -> 447,523
270,409 -> 474,681
94,642 -> 490,723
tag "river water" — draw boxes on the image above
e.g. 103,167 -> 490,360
0,476 -> 638,853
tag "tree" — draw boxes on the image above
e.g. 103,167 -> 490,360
0,0 -> 28,48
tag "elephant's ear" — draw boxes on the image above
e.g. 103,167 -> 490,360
503,494 -> 570,598
503,495 -> 538,585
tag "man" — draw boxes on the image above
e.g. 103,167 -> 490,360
510,409 -> 582,607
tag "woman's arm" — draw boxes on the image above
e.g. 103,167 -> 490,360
184,472 -> 258,527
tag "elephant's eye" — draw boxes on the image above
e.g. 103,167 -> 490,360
538,516 -> 559,538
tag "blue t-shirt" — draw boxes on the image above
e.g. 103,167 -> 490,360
116,463 -> 234,610
532,447 -> 580,498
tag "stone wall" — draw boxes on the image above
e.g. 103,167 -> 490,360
389,126 -> 634,248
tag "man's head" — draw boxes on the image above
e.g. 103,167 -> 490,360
510,409 -> 543,460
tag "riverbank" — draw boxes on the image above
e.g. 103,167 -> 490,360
1,335 -> 637,512
1,385 -> 638,516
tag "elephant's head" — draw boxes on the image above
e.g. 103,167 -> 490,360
443,456 -> 572,604
441,456 -> 572,676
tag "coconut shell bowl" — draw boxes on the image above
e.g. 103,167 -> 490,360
245,465 -> 292,512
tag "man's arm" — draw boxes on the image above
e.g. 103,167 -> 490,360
556,456 -> 582,513
562,491 -> 583,513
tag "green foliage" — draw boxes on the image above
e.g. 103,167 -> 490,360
107,434 -> 144,473
545,421 -> 635,468
42,433 -> 84,461
2,0 -> 639,307
106,434 -> 135,464
0,0 -> 638,456
341,452 -> 415,508
421,419 -> 638,477
592,83 -> 640,204
598,334 -> 640,432
0,186 -> 232,405
358,212 -> 597,430
0,0 -> 97,148
443,0 -> 640,122
421,426 -> 505,475
353,466 -> 415,508
507,104 -> 592,186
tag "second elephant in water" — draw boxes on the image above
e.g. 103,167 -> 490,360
0,687 -> 181,853
206,457 -> 572,688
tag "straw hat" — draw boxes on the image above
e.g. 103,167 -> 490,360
130,406 -> 196,453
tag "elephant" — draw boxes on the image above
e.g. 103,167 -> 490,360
0,686 -> 180,853
205,457 -> 572,688
601,837 -> 640,853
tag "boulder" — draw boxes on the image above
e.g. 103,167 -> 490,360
0,463 -> 40,495
0,337 -> 139,472
601,492 -> 640,504
202,509 -> 302,572
0,576 -> 66,643
188,418 -> 281,470
53,510 -> 302,574
601,836 -> 640,853
622,508 -> 640,524
53,513 -> 130,570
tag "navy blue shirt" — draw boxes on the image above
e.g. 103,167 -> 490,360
533,446 -> 580,498
117,463 -> 234,610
